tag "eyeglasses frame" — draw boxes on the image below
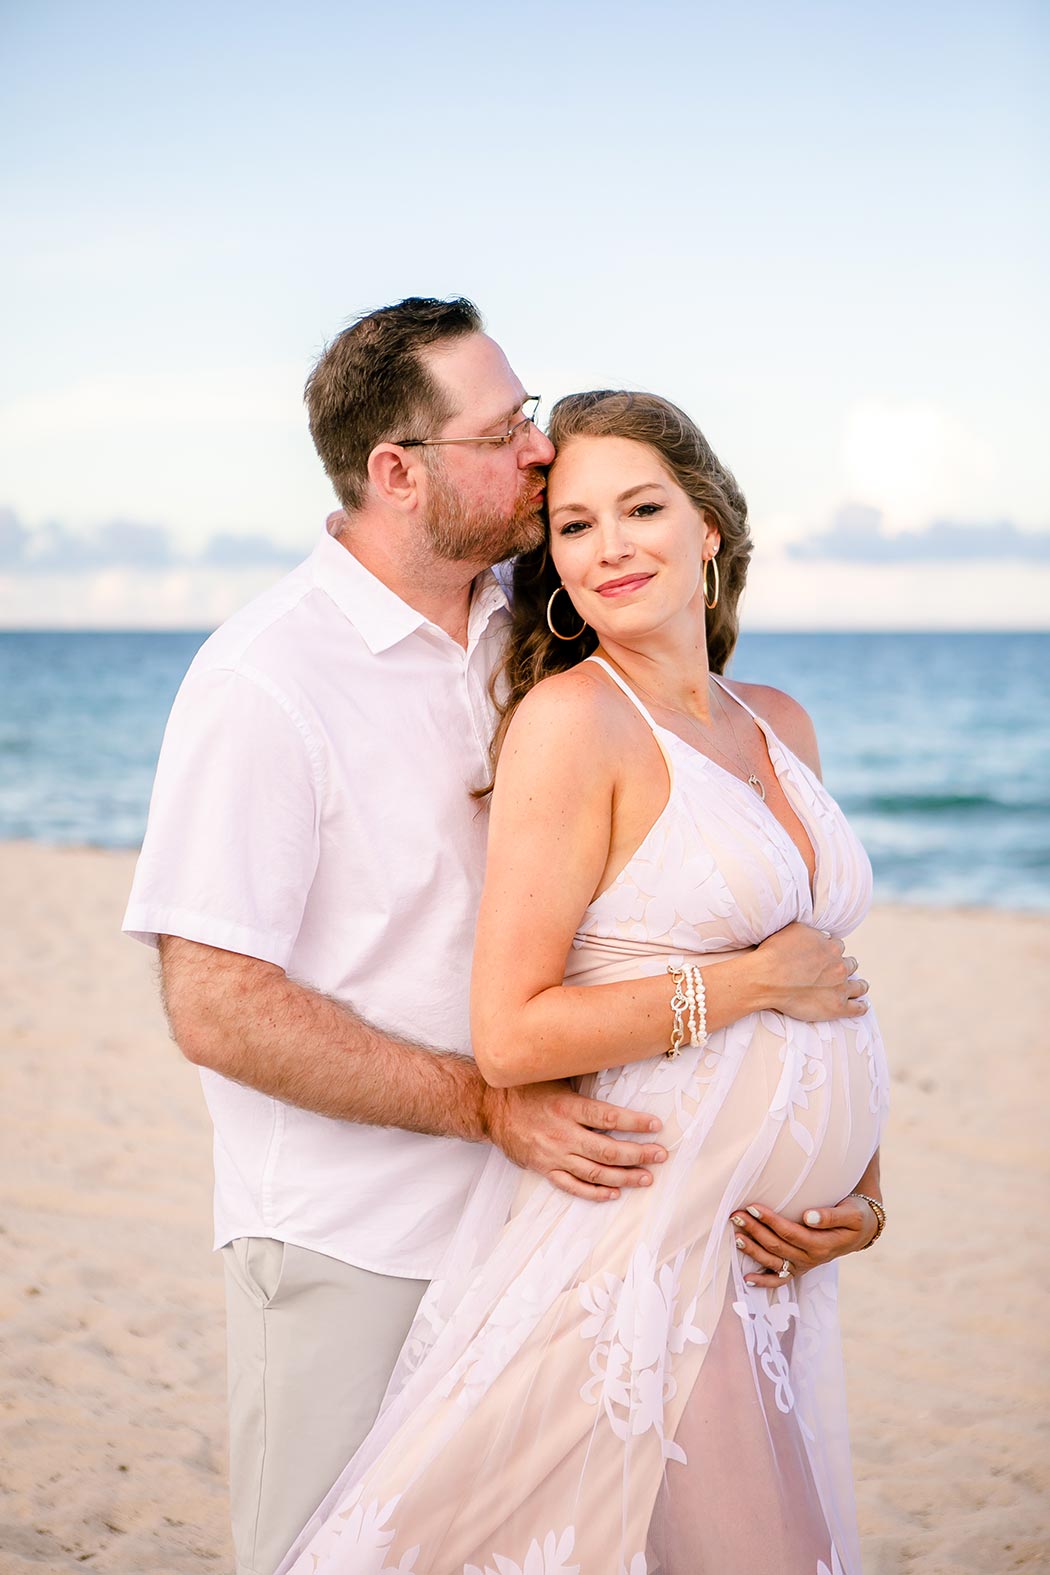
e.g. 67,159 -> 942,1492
394,396 -> 541,449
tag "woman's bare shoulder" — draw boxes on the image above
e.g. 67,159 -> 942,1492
509,662 -> 636,752
493,664 -> 631,823
721,678 -> 822,776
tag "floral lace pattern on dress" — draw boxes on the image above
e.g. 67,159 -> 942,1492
277,664 -> 889,1575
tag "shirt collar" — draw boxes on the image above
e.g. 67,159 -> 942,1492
467,563 -> 510,647
310,527 -> 509,656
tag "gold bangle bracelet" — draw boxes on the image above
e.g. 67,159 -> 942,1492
666,965 -> 687,1060
848,1191 -> 886,1249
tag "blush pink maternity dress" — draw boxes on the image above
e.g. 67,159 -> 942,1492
278,658 -> 890,1575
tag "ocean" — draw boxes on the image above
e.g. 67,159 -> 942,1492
0,629 -> 1046,911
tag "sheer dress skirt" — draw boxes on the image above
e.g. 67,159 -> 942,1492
278,949 -> 887,1575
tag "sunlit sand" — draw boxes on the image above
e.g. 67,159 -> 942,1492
1,843 -> 1047,1574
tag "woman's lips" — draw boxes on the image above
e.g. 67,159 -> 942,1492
596,573 -> 654,598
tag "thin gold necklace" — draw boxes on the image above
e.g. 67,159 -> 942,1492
604,655 -> 768,801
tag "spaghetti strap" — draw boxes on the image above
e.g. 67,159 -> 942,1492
592,660 -> 766,742
710,672 -> 765,729
585,655 -> 664,735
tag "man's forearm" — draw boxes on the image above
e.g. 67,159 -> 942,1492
160,937 -> 491,1142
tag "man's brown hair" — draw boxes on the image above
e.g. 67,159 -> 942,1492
305,296 -> 483,513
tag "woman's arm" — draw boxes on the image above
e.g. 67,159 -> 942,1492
471,674 -> 866,1088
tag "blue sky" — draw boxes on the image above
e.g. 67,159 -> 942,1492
1,0 -> 1047,627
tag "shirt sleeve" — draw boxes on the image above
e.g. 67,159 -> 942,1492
122,665 -> 323,969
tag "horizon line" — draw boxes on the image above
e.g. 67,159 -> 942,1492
1,625 -> 1047,638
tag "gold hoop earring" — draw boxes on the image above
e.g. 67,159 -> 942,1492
546,584 -> 587,641
703,555 -> 720,610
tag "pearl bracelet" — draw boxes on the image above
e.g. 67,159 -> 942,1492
666,963 -> 708,1059
848,1191 -> 886,1249
688,964 -> 708,1047
684,966 -> 698,1047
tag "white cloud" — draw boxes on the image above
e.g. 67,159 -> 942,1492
786,504 -> 1050,562
0,508 -> 303,577
0,566 -> 300,629
0,371 -> 333,542
741,546 -> 1050,631
840,400 -> 998,531
0,367 -> 303,438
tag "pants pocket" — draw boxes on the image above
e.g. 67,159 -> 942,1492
225,1236 -> 287,1310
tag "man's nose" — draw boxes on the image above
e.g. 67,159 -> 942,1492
520,425 -> 555,467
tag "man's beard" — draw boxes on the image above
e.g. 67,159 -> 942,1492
422,461 -> 547,565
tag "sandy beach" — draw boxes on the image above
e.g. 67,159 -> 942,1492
1,841 -> 1048,1575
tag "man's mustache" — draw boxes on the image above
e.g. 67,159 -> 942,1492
520,468 -> 547,497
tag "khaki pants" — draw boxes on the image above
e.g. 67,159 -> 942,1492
222,1237 -> 427,1575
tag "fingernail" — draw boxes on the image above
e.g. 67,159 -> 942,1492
804,1209 -> 821,1226
648,1120 -> 661,1132
639,1173 -> 652,1186
746,1206 -> 762,1219
735,1235 -> 747,1250
730,1214 -> 746,1228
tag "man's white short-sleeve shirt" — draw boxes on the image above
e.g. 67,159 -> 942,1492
124,527 -> 509,1278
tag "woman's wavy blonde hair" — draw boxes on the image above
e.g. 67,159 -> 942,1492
481,389 -> 753,789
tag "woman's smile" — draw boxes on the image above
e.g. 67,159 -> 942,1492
596,572 -> 655,598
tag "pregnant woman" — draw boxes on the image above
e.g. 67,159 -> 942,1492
278,391 -> 890,1575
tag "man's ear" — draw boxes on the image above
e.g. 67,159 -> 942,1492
367,443 -> 422,510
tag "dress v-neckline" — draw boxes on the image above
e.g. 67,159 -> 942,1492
677,675 -> 820,912
586,657 -> 821,912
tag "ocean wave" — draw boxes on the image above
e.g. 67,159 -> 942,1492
852,792 -> 1037,817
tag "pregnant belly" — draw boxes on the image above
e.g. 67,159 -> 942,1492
578,1007 -> 888,1245
739,1009 -> 888,1216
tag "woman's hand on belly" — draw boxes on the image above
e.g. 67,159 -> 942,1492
728,1196 -> 880,1288
749,922 -> 869,1022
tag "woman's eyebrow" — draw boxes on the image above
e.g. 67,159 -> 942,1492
617,482 -> 667,503
551,481 -> 668,519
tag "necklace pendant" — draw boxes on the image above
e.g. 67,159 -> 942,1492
748,773 -> 766,801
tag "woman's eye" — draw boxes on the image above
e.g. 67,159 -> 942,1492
558,519 -> 590,536
631,503 -> 662,518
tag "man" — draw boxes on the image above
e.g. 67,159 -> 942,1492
122,299 -> 670,1575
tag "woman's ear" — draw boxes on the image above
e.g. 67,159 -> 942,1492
702,511 -> 722,558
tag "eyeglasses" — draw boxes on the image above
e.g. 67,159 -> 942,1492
396,396 -> 541,449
